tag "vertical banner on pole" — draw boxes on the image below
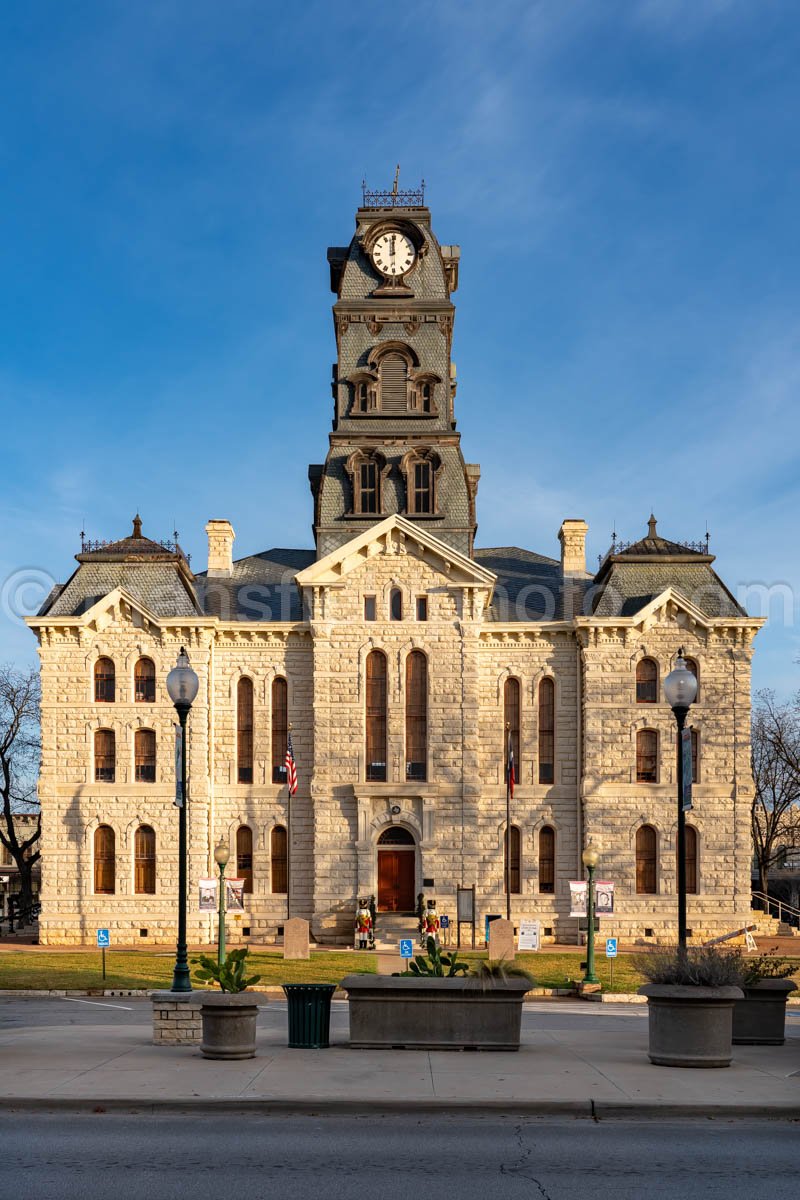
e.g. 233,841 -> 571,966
174,724 -> 184,807
681,728 -> 693,811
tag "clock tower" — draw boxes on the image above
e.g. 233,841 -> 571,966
309,180 -> 480,558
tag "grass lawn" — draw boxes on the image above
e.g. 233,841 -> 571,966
1,949 -> 797,994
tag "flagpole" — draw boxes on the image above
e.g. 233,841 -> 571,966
505,722 -> 511,922
287,723 -> 292,923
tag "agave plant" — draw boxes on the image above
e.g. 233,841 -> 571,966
192,947 -> 261,993
398,936 -> 469,977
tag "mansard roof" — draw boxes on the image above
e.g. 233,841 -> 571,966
590,516 -> 745,619
194,548 -> 314,622
38,515 -> 200,619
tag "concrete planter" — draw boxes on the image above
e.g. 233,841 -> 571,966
198,991 -> 264,1060
732,979 -> 796,1045
340,974 -> 530,1050
639,984 -> 743,1068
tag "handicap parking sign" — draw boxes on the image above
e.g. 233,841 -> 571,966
440,915 -> 450,929
399,939 -> 414,958
605,937 -> 618,958
96,928 -> 110,948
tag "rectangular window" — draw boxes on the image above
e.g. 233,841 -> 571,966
414,461 -> 432,513
359,460 -> 378,514
416,596 -> 428,621
364,595 -> 377,621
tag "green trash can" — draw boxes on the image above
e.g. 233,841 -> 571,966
283,983 -> 336,1048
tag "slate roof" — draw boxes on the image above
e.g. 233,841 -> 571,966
590,517 -> 745,619
194,549 -> 315,622
474,547 -> 584,622
39,515 -> 200,619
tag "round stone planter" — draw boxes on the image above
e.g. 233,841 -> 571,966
732,979 -> 796,1045
198,992 -> 264,1060
639,984 -> 743,1068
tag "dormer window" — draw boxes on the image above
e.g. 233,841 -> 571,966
401,449 -> 442,516
345,450 -> 388,516
379,352 -> 408,413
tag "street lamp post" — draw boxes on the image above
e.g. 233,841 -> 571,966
214,840 -> 229,966
663,648 -> 698,951
166,647 -> 199,993
582,845 -> 599,985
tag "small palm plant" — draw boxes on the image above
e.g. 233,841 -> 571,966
192,947 -> 261,993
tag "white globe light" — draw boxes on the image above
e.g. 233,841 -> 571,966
663,650 -> 698,709
166,647 -> 199,707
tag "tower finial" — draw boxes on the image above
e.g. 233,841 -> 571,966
647,513 -> 657,538
392,163 -> 400,197
132,513 -> 143,538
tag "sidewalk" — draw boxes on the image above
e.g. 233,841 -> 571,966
1,999 -> 798,1118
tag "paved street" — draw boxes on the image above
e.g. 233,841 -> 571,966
1,1112 -> 798,1200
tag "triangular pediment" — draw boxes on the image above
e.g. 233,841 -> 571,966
295,515 -> 496,592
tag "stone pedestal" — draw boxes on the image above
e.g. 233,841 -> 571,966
283,917 -> 311,960
150,990 -> 202,1046
488,918 -> 515,961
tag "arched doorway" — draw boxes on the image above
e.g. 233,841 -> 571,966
377,826 -> 416,913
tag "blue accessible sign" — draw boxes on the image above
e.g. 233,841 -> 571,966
96,928 -> 110,948
440,915 -> 450,929
399,939 -> 414,959
605,937 -> 618,958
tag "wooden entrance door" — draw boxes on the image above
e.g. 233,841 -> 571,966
377,850 -> 415,912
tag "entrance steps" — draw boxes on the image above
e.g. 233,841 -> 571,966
373,913 -> 419,951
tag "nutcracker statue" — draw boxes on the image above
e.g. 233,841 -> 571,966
421,899 -> 440,947
354,899 -> 373,951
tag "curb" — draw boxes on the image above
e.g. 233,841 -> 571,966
0,1096 -> 797,1120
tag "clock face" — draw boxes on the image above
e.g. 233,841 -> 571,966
371,230 -> 416,277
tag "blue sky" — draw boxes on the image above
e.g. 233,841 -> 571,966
1,0 -> 798,694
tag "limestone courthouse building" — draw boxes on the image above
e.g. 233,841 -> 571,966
29,186 -> 764,947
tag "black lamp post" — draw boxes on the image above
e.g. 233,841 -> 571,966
663,648 -> 698,951
166,647 -> 199,993
214,840 -> 229,966
582,844 -> 599,985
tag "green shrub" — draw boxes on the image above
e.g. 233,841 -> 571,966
742,948 -> 797,986
635,945 -> 745,987
192,948 -> 261,993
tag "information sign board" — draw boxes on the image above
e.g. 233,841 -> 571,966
518,919 -> 540,951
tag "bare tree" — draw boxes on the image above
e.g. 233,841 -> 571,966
0,665 -> 41,914
751,691 -> 800,898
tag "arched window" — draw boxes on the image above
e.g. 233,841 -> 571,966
379,351 -> 409,413
346,450 -> 386,516
134,657 -> 156,703
366,650 -> 387,782
504,677 -> 520,778
636,657 -> 658,703
636,730 -> 658,783
504,824 -> 521,894
685,825 -> 698,895
684,657 -> 699,700
271,825 -> 287,894
690,728 -> 699,783
94,657 -> 115,703
405,651 -> 427,782
94,729 -> 115,783
390,588 -> 403,621
538,678 -> 555,785
94,825 -> 115,894
134,825 -> 156,895
237,677 -> 254,785
538,826 -> 555,894
636,825 -> 658,894
237,825 -> 253,894
134,729 -> 156,783
271,676 -> 288,784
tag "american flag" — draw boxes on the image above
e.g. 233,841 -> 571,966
285,732 -> 298,795
506,729 -> 515,799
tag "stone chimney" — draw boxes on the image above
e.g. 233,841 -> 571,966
205,520 -> 235,576
558,519 -> 589,578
